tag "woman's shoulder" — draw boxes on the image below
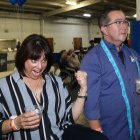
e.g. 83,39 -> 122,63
0,70 -> 20,85
0,70 -> 14,79
45,74 -> 62,83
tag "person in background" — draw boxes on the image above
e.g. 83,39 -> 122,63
78,47 -> 85,61
0,34 -> 108,140
16,41 -> 21,50
88,40 -> 95,51
67,49 -> 80,70
59,49 -> 69,69
80,6 -> 140,140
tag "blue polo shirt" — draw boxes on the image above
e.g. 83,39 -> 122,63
80,39 -> 140,140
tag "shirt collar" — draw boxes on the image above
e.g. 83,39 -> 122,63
11,71 -> 22,83
102,39 -> 125,52
12,71 -> 48,83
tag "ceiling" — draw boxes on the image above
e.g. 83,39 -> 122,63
0,0 -> 136,20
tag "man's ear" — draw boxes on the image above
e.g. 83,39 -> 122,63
101,26 -> 108,36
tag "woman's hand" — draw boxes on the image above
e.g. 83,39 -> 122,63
75,71 -> 87,94
14,111 -> 41,130
72,71 -> 87,121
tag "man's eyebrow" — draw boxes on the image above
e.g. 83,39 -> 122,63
112,18 -> 126,21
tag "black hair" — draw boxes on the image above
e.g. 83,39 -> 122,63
89,40 -> 94,44
60,50 -> 67,56
98,6 -> 124,28
15,34 -> 52,75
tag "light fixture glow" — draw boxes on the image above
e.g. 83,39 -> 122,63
133,14 -> 137,18
66,0 -> 77,5
83,13 -> 91,17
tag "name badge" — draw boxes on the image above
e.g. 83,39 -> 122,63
136,79 -> 140,94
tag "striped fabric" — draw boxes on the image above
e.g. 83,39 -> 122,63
0,71 -> 74,140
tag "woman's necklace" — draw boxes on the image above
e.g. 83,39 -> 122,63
33,78 -> 41,97
23,77 -> 43,98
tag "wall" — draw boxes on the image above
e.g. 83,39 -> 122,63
44,18 -> 90,52
0,14 -> 102,52
0,17 -> 40,41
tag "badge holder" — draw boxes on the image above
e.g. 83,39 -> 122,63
136,79 -> 140,94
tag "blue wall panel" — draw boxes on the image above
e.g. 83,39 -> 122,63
130,21 -> 140,55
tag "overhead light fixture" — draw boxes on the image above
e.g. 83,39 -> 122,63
83,13 -> 91,17
66,0 -> 77,5
133,14 -> 137,18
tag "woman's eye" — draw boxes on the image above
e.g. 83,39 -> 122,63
42,59 -> 47,63
31,60 -> 36,63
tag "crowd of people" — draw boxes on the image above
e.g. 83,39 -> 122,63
1,5 -> 140,140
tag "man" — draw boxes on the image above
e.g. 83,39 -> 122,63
88,40 -> 95,51
80,6 -> 140,140
59,50 -> 69,69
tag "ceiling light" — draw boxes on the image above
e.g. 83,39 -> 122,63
66,0 -> 77,5
133,14 -> 137,18
83,13 -> 91,17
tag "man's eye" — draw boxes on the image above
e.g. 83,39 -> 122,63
115,21 -> 121,25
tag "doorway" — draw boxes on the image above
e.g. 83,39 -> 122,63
46,38 -> 54,52
73,37 -> 82,50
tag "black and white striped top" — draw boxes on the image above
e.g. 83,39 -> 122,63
0,71 -> 74,140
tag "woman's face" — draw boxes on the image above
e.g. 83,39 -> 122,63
24,53 -> 47,79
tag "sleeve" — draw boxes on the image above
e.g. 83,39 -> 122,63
56,76 -> 74,125
80,51 -> 101,120
64,96 -> 74,125
61,77 -> 74,125
0,89 -> 5,138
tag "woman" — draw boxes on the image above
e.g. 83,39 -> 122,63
0,34 -> 108,140
67,49 -> 80,70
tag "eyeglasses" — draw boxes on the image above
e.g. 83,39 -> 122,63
105,20 -> 130,27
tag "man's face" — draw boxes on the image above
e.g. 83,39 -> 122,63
101,10 -> 129,46
62,51 -> 67,58
90,42 -> 94,46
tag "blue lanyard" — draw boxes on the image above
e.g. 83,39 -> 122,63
136,61 -> 140,77
101,40 -> 133,138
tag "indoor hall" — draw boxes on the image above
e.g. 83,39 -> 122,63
0,0 -> 137,140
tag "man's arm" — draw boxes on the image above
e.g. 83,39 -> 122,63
89,119 -> 103,133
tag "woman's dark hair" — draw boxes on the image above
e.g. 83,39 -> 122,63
15,34 -> 52,75
60,50 -> 66,56
98,6 -> 124,28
